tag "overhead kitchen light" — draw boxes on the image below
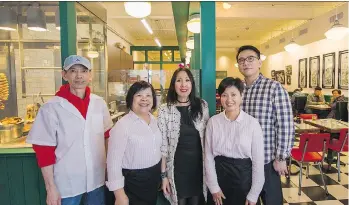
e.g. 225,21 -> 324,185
124,2 -> 151,18
141,19 -> 153,34
223,3 -> 232,10
186,36 -> 194,49
87,50 -> 99,59
284,38 -> 300,52
187,13 -> 200,33
154,38 -> 161,47
0,6 -> 17,31
27,3 -> 47,31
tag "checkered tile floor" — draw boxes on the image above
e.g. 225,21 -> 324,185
282,137 -> 349,205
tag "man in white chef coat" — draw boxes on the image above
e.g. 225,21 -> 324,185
27,55 -> 113,205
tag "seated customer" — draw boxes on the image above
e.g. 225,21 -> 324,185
327,89 -> 345,118
205,77 -> 264,205
305,86 -> 325,114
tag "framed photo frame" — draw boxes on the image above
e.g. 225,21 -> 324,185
286,65 -> 292,75
338,50 -> 348,90
298,58 -> 307,88
286,75 -> 291,85
322,52 -> 335,89
309,56 -> 320,88
275,70 -> 285,85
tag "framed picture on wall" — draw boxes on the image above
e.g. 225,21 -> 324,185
298,58 -> 307,88
286,75 -> 291,85
338,50 -> 348,90
322,52 -> 335,89
309,56 -> 320,88
286,65 -> 292,75
275,70 -> 285,84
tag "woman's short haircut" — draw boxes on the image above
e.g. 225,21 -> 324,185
126,80 -> 157,110
218,77 -> 245,96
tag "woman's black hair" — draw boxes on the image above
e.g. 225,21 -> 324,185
218,77 -> 245,96
126,80 -> 157,110
167,68 -> 203,120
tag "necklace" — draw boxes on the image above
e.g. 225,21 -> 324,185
176,99 -> 189,103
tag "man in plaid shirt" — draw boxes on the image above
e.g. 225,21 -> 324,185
237,45 -> 294,204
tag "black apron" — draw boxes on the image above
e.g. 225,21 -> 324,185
122,160 -> 161,205
207,156 -> 253,205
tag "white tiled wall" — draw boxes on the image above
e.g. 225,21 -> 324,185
15,49 -> 60,118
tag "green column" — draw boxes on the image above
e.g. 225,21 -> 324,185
200,2 -> 216,116
194,33 -> 200,70
59,2 -> 77,84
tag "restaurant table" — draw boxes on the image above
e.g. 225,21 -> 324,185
295,122 -> 320,134
307,104 -> 331,119
304,119 -> 348,170
288,123 -> 321,175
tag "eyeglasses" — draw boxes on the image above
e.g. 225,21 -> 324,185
237,56 -> 259,65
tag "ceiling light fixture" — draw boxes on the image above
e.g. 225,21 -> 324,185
260,54 -> 267,61
234,63 -> 238,68
223,3 -> 232,10
284,38 -> 300,52
141,19 -> 153,34
124,2 -> 151,18
0,6 -> 17,31
187,13 -> 200,33
27,3 -> 47,31
186,36 -> 194,49
154,38 -> 161,47
87,50 -> 99,59
325,13 -> 348,40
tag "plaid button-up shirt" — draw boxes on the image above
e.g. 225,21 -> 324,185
241,74 -> 294,164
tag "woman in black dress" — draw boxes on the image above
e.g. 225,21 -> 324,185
158,68 -> 209,205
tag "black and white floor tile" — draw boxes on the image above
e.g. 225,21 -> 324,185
283,150 -> 348,205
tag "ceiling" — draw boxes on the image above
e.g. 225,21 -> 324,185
100,1 -> 346,52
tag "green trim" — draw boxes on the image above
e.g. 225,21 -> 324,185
171,2 -> 190,61
59,2 -> 77,84
200,2 -> 216,117
0,148 -> 34,154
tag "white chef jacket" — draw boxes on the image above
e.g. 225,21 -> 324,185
26,94 -> 113,198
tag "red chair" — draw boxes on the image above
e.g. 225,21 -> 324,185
327,128 -> 348,182
288,133 -> 330,196
299,114 -> 318,120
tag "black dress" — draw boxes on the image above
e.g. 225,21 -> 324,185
174,106 -> 203,198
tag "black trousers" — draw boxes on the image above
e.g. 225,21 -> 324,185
122,161 -> 161,205
207,156 -> 254,205
258,161 -> 283,205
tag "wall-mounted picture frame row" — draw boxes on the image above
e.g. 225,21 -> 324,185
298,50 -> 348,90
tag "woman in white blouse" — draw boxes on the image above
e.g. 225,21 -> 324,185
205,77 -> 264,205
158,68 -> 209,205
106,81 -> 164,205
